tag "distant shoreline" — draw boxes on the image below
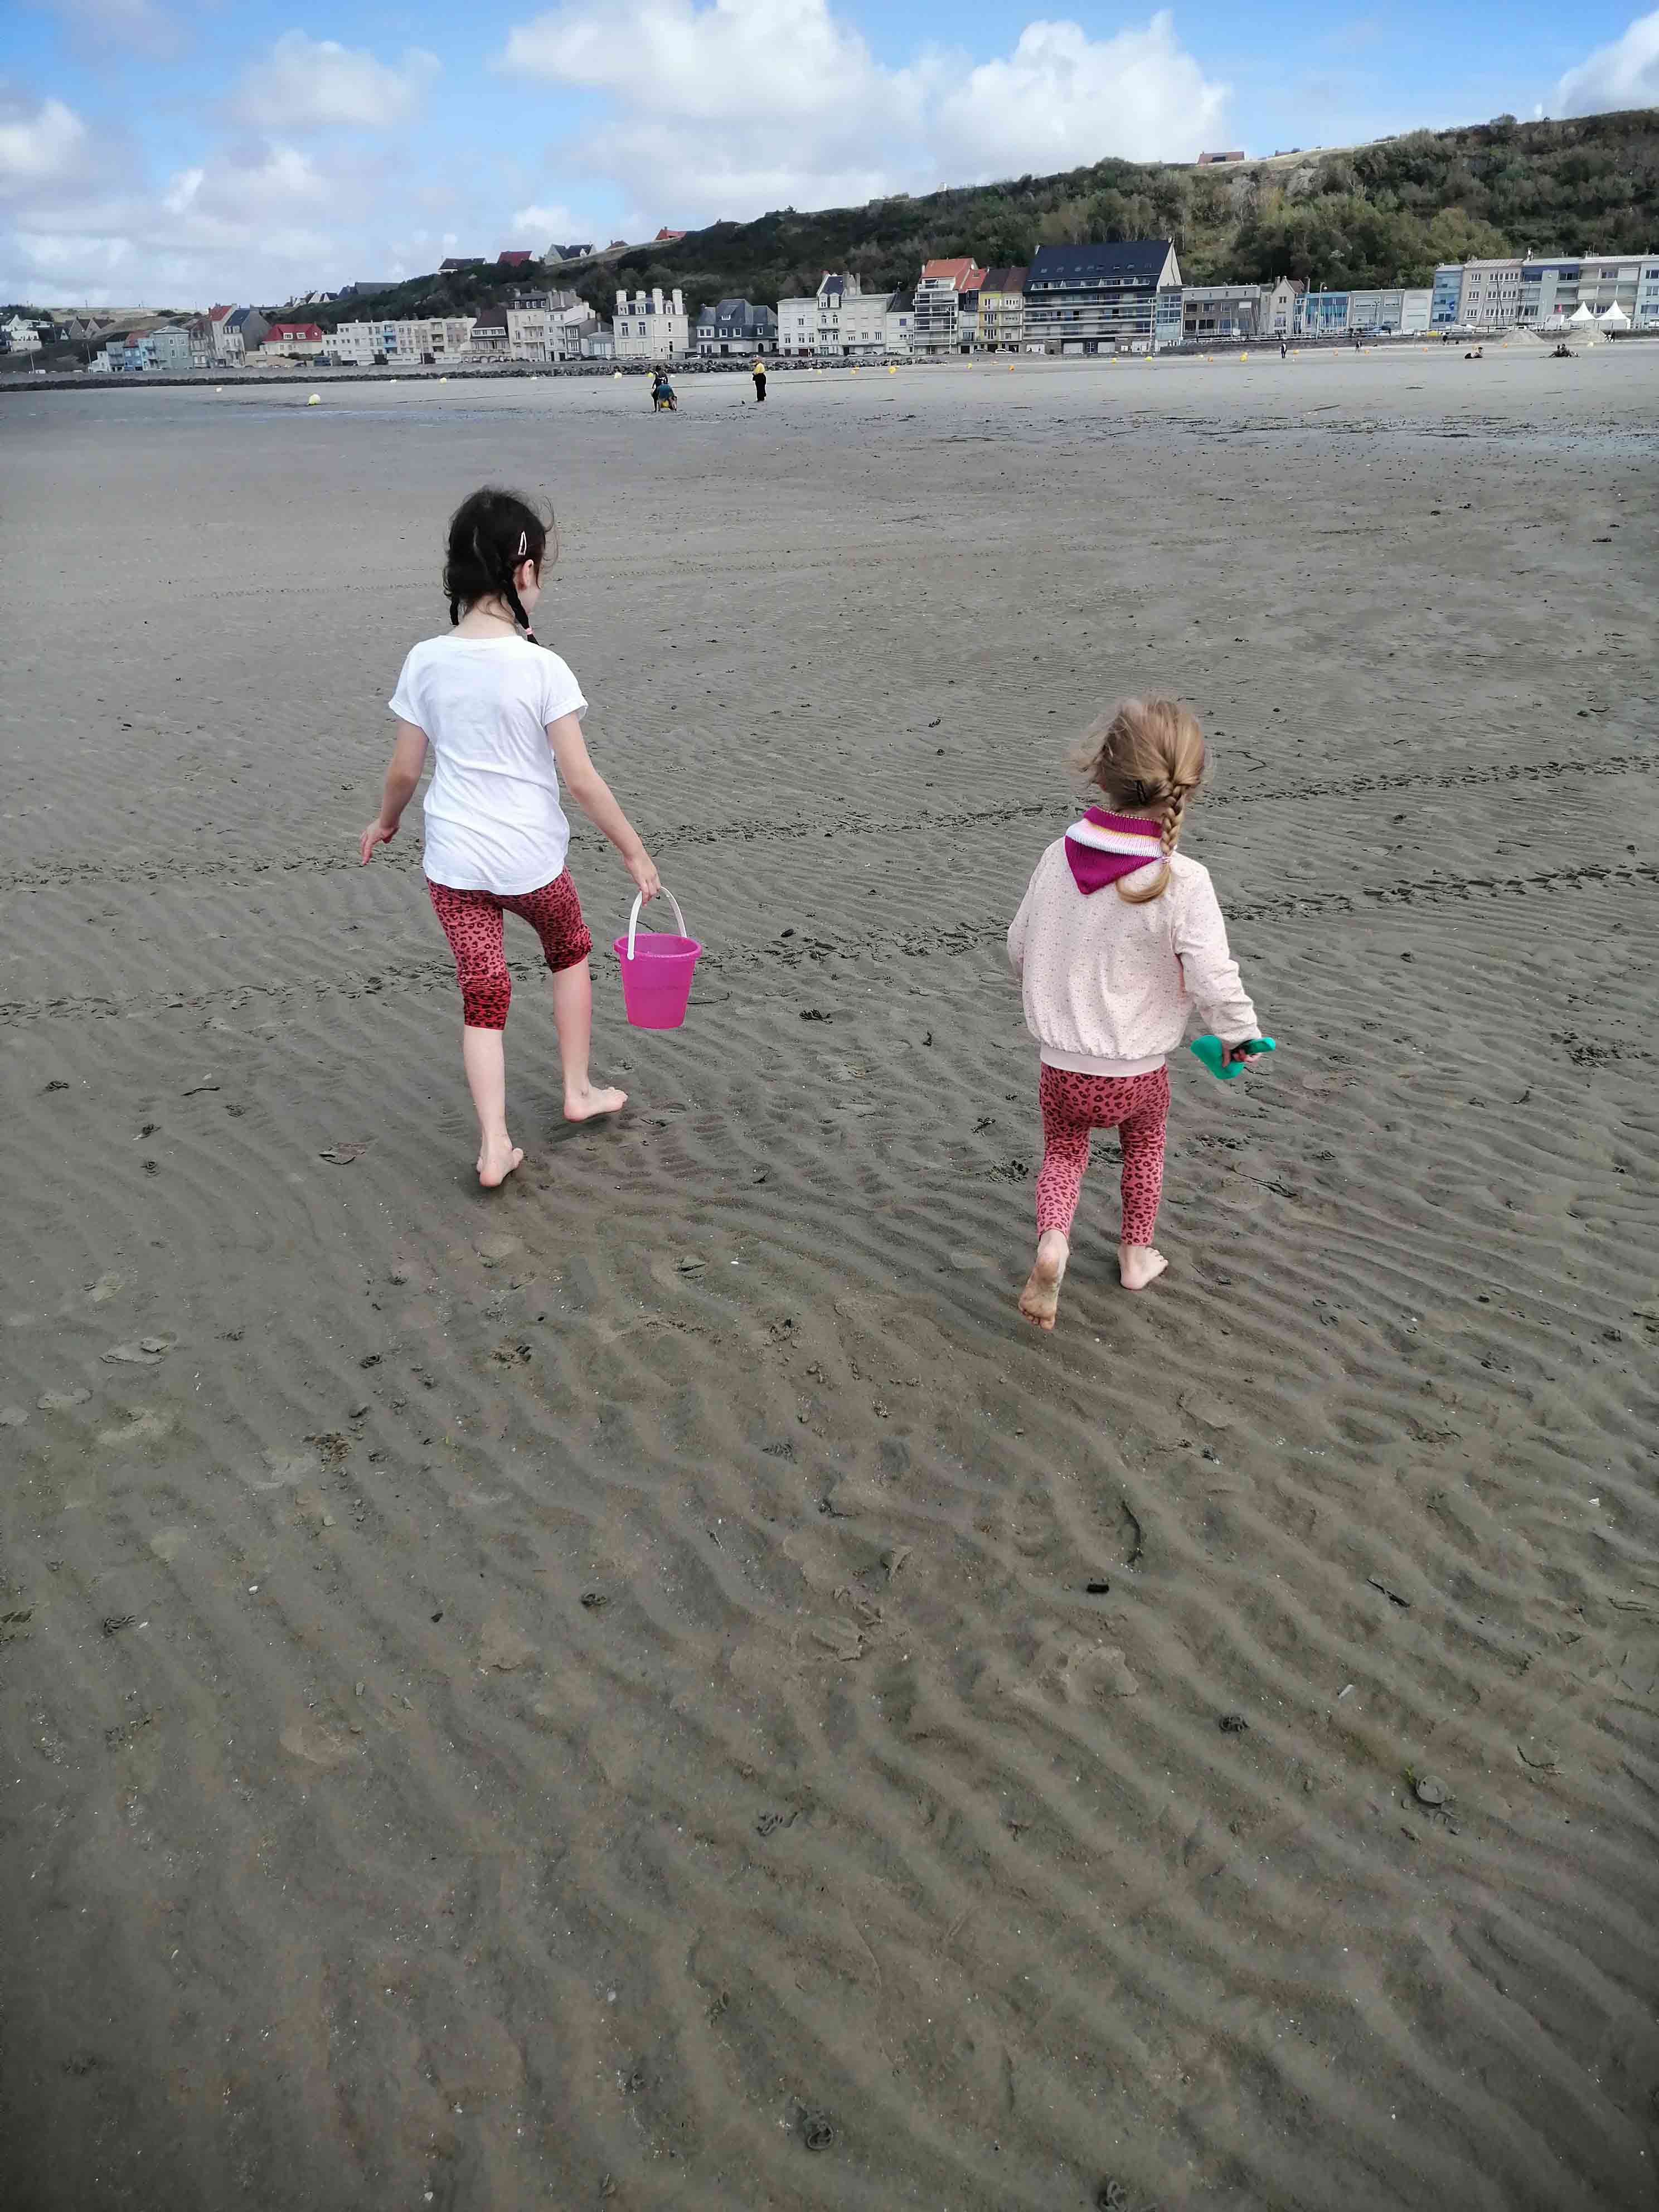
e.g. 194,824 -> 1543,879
14,331 -> 1641,400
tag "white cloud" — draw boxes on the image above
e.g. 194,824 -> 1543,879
0,91 -> 89,194
499,0 -> 1224,223
1,133 -> 371,305
511,201 -> 585,240
231,32 -> 440,129
934,14 -> 1228,174
1553,9 -> 1659,115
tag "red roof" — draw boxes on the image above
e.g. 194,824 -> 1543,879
655,227 -> 687,241
496,250 -> 533,266
210,303 -> 234,323
921,258 -> 987,288
266,322 -> 323,341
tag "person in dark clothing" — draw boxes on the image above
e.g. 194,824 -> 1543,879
751,358 -> 767,401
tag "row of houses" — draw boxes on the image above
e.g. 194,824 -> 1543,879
43,236 -> 1659,384
1430,253 -> 1659,330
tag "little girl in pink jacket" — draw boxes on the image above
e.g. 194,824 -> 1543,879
1007,697 -> 1265,1329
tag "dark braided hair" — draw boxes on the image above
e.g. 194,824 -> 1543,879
443,487 -> 555,640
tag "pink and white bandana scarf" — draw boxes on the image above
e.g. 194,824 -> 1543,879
1063,808 -> 1165,894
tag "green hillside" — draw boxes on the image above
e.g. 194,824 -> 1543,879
316,107 -> 1659,331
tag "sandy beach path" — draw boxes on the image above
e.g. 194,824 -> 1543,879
2,351 -> 1657,2211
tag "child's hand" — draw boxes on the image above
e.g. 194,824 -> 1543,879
625,848 -> 661,901
359,817 -> 397,865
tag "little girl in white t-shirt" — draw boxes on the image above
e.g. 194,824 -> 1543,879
360,487 -> 659,1187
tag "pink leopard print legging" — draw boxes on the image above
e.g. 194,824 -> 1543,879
427,872 -> 593,1029
1036,1063 -> 1170,1244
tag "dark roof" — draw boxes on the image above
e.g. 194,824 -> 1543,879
1027,240 -> 1172,287
983,266 -> 1027,292
886,288 -> 914,313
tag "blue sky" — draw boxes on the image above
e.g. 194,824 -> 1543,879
4,0 -> 1656,305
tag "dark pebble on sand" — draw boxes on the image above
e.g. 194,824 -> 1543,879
1219,1713 -> 1249,1733
801,2113 -> 835,2152
580,1591 -> 609,1611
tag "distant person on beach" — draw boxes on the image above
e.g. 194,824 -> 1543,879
1007,698 -> 1264,1327
651,367 -> 677,411
752,358 -> 767,401
360,487 -> 659,1189
1279,336 -> 1288,358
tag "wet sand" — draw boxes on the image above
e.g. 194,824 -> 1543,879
2,346 -> 1658,2211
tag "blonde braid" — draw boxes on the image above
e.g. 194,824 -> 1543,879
1115,782 -> 1180,905
1161,784 -> 1190,860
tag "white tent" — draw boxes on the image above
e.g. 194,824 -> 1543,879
1569,302 -> 1595,324
1598,300 -> 1631,328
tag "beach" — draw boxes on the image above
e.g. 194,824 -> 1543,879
2,346 -> 1657,2211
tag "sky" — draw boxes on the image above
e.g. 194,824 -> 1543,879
3,0 -> 1657,307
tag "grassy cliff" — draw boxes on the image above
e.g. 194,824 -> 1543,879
313,108 -> 1659,329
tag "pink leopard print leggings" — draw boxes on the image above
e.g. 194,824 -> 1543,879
1036,1063 -> 1170,1244
427,872 -> 593,1029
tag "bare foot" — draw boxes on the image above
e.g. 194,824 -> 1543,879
1018,1230 -> 1069,1330
1119,1243 -> 1168,1291
564,1082 -> 628,1122
477,1141 -> 523,1189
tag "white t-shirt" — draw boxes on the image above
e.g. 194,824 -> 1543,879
388,634 -> 586,895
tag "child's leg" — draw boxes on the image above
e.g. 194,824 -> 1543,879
1021,1066 -> 1094,1330
505,875 -> 627,1122
460,1027 -> 521,1186
1034,1067 -> 1095,1238
1115,1068 -> 1170,1289
428,882 -> 521,1187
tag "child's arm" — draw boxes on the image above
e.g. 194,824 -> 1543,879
549,714 -> 661,900
1175,872 -> 1259,1049
360,721 -> 428,863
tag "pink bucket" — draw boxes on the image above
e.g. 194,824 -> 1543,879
613,889 -> 702,1030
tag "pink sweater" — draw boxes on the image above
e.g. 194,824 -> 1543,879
1007,840 -> 1258,1076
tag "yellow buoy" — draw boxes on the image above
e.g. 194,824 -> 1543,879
307,392 -> 320,405
613,368 -> 622,379
851,366 -> 858,375
889,365 -> 896,374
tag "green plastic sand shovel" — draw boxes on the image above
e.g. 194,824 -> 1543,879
1190,1035 -> 1277,1081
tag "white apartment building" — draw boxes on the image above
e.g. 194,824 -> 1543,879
503,289 -> 591,362
778,297 -> 816,356
1432,251 -> 1659,331
1457,258 -> 1524,327
911,259 -> 986,357
1525,254 -> 1647,326
333,317 -> 476,364
613,287 -> 688,361
813,274 -> 892,357
2,314 -> 42,353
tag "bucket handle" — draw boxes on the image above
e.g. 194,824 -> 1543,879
624,887 -> 688,960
